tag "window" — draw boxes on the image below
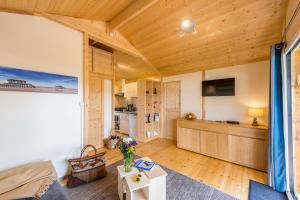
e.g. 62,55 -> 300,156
285,40 -> 300,199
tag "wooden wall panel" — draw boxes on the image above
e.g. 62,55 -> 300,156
91,47 -> 113,76
86,75 -> 104,148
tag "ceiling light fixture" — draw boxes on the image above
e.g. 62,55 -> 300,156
179,19 -> 197,37
108,31 -> 114,37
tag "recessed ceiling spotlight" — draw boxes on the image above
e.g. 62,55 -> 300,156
179,19 -> 197,37
108,31 -> 114,37
179,32 -> 185,38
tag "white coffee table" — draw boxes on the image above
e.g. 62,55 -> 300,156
117,165 -> 139,200
125,173 -> 149,200
141,157 -> 167,200
117,157 -> 167,200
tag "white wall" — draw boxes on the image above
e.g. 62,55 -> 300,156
163,72 -> 202,118
104,79 -> 112,138
205,61 -> 269,125
162,61 -> 269,125
0,12 -> 83,177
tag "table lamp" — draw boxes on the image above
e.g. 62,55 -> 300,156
248,108 -> 263,126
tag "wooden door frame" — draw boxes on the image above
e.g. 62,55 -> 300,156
162,80 -> 181,140
83,33 -> 114,148
83,33 -> 89,147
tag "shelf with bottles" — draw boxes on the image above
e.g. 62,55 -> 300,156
144,108 -> 152,112
153,101 -> 160,110
145,98 -> 152,108
144,123 -> 153,130
152,124 -> 160,132
145,80 -> 153,95
144,113 -> 152,124
153,112 -> 161,122
137,79 -> 162,143
153,81 -> 161,95
145,105 -> 152,110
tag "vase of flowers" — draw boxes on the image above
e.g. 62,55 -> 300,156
117,137 -> 138,172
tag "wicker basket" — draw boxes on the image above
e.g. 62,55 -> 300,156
67,145 -> 107,188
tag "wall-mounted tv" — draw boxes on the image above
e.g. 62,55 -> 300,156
202,78 -> 235,96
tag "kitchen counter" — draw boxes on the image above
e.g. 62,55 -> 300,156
115,111 -> 137,136
115,111 -> 137,115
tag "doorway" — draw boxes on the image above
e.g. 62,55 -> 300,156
163,81 -> 181,140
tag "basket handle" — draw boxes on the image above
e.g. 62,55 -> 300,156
79,145 -> 97,164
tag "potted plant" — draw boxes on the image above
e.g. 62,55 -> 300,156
117,137 -> 138,172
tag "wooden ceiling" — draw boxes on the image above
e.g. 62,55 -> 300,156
0,0 -> 287,78
0,0 -> 133,21
114,50 -> 159,81
118,0 -> 287,75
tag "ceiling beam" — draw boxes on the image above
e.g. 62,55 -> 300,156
41,13 -> 161,75
109,0 -> 159,31
39,13 -> 143,58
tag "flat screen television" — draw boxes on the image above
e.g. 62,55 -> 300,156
202,78 -> 235,96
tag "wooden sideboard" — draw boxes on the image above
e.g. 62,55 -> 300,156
177,119 -> 268,171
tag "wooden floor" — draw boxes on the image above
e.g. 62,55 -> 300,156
98,138 -> 267,200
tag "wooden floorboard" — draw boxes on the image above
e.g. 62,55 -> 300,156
97,138 -> 267,200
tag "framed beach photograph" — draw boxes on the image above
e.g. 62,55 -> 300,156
0,66 -> 78,94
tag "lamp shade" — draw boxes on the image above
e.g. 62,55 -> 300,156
248,108 -> 264,117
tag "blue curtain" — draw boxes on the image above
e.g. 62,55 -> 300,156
268,43 -> 286,192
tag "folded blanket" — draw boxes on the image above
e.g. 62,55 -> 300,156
0,161 -> 57,200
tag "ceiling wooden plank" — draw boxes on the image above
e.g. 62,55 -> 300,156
119,0 -> 286,76
114,50 -> 158,80
0,0 -> 134,21
39,13 -> 148,60
109,0 -> 159,31
0,0 -> 287,78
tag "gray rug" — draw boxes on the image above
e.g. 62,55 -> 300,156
66,159 -> 238,200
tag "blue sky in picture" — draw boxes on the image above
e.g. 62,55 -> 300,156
0,66 -> 78,89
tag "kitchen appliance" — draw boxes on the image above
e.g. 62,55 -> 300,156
127,104 -> 135,112
114,113 -> 120,131
115,107 -> 126,112
114,92 -> 124,97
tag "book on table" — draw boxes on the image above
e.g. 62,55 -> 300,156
134,159 -> 155,171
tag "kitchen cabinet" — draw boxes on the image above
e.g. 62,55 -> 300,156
120,113 -> 130,134
119,113 -> 137,136
128,114 -> 137,137
124,82 -> 137,98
